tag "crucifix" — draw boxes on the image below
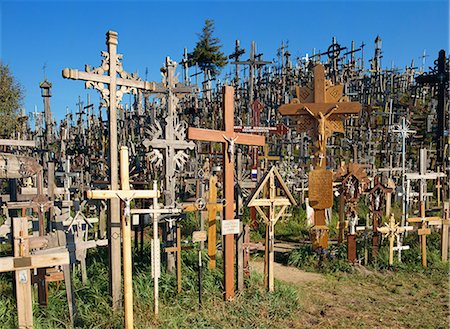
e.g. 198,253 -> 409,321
188,86 -> 265,300
86,146 -> 159,328
279,64 -> 361,249
378,214 -> 413,265
62,30 -> 157,308
143,56 -> 197,271
0,217 -> 70,328
246,166 -> 296,292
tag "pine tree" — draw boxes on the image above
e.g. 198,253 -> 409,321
0,62 -> 23,137
188,19 -> 227,77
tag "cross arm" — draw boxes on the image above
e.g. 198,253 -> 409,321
62,68 -> 157,91
279,103 -> 361,116
87,190 -> 159,200
235,133 -> 265,146
188,128 -> 226,143
0,251 -> 69,273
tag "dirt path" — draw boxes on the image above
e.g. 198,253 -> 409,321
250,260 -> 323,284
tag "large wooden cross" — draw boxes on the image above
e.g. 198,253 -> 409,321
62,30 -> 156,308
188,86 -> 265,300
278,64 -> 361,249
0,217 -> 70,328
246,166 -> 296,292
279,64 -> 361,168
86,146 -> 159,328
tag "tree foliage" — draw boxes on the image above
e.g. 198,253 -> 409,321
0,62 -> 23,137
188,19 -> 227,77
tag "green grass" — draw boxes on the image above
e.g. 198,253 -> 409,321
0,247 -> 300,329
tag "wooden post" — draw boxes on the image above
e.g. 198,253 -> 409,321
442,202 -> 449,261
188,86 -> 265,300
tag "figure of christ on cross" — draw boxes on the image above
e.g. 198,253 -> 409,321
279,64 -> 361,169
188,86 -> 265,300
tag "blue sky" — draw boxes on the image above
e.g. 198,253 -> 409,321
1,0 -> 448,122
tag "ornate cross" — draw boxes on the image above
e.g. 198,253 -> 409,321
62,30 -> 157,308
279,64 -> 361,168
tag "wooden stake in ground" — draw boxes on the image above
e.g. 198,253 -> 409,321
188,86 -> 265,300
63,30 -> 156,308
278,64 -> 361,249
0,217 -> 69,329
87,146 -> 159,328
246,166 -> 296,292
378,214 -> 413,265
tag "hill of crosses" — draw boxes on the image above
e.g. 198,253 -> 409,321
0,30 -> 448,329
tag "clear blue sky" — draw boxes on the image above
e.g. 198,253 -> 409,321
1,0 -> 448,122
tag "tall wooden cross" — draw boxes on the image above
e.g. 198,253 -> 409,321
143,57 -> 197,271
62,30 -> 157,308
278,64 -> 361,249
246,166 -> 296,292
188,86 -> 265,300
86,146 -> 159,328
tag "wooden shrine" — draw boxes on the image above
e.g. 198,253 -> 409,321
246,166 -> 296,291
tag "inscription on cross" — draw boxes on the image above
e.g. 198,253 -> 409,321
188,86 -> 265,300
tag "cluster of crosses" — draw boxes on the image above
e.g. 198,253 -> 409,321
0,30 -> 448,328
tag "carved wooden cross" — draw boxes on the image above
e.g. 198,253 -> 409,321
278,64 -> 361,250
246,166 -> 296,292
0,217 -> 70,328
378,214 -> 413,265
62,30 -> 156,308
188,86 -> 265,300
279,64 -> 361,168
86,146 -> 159,328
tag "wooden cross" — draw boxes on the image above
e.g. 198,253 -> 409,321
378,214 -> 413,265
142,57 -> 197,272
246,166 -> 296,292
278,64 -> 361,249
86,146 -> 159,328
0,217 -> 70,328
62,30 -> 157,308
408,200 -> 448,265
130,181 -> 180,317
188,86 -> 265,300
278,64 -> 361,168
